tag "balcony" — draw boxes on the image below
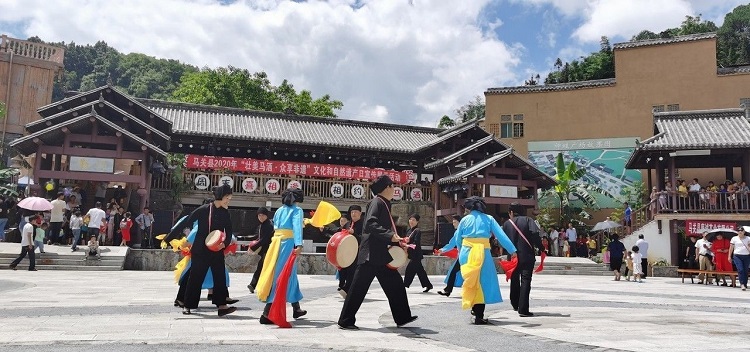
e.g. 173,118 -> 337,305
152,171 -> 432,205
1,35 -> 65,65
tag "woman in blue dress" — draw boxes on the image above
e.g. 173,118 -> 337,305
454,197 -> 516,324
256,188 -> 306,324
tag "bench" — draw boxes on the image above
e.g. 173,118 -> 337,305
677,269 -> 740,287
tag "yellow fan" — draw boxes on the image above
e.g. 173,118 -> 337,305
304,201 -> 341,228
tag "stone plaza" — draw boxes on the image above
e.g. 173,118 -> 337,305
1,267 -> 747,352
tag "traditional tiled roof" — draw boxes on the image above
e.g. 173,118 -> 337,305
638,108 -> 750,150
485,78 -> 616,95
718,65 -> 750,75
424,135 -> 496,169
437,149 -> 556,188
26,100 -> 170,149
10,112 -> 166,157
140,99 -> 444,153
613,32 -> 716,50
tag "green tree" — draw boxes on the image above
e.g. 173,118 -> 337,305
524,73 -> 541,86
0,167 -> 20,196
718,4 -> 750,66
172,67 -> 342,117
454,96 -> 485,123
539,153 -> 612,226
437,115 -> 456,128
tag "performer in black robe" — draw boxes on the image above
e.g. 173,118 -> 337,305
248,207 -> 274,293
403,214 -> 432,292
502,202 -> 544,317
338,205 -> 363,297
167,185 -> 236,316
337,176 -> 417,330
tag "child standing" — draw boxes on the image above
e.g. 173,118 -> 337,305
624,251 -> 633,281
34,222 -> 48,254
632,246 -> 643,283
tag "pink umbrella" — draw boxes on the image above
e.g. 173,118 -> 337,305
17,196 -> 53,212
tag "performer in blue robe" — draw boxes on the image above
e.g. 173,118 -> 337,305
256,188 -> 306,324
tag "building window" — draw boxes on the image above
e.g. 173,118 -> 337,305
487,123 -> 500,137
667,104 -> 680,112
500,123 -> 512,138
500,114 -> 512,122
652,105 -> 665,113
513,123 -> 524,138
513,114 -> 524,121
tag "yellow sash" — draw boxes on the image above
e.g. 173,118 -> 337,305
460,238 -> 489,310
255,229 -> 294,301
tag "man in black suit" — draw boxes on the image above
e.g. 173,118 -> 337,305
248,207 -> 274,293
503,202 -> 543,318
403,213 -> 432,292
337,176 -> 417,330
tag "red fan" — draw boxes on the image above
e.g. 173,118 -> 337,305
434,248 -> 458,259
268,251 -> 298,328
498,257 -> 518,282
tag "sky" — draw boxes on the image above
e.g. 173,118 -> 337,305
0,0 -> 746,127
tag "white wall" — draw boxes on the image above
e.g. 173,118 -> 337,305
622,220 -> 674,265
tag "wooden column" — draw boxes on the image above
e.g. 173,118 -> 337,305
669,156 -> 677,210
726,166 -> 734,182
743,152 -> 750,184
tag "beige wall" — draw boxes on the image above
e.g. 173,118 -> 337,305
484,37 -> 750,195
485,37 -> 750,157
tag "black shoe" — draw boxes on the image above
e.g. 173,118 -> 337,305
247,284 -> 255,293
174,300 -> 184,308
218,307 -> 237,317
207,294 -> 213,301
437,290 -> 451,297
473,318 -> 490,325
259,315 -> 274,325
518,312 -> 535,317
512,306 -> 518,311
423,287 -> 432,293
28,268 -> 37,271
182,308 -> 192,315
293,309 -> 307,319
396,316 -> 418,327
338,324 -> 359,330
225,298 -> 239,305
9,264 -> 16,271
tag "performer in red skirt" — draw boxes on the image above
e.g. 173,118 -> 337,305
712,233 -> 732,286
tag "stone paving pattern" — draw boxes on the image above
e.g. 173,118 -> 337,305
0,269 -> 748,351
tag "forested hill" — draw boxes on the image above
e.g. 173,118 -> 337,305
26,37 -> 343,117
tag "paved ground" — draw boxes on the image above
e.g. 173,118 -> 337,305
0,269 -> 748,352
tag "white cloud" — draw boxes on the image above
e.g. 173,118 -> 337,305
0,0 -> 522,127
515,0 -> 748,43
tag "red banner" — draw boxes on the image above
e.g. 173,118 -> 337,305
685,220 -> 737,236
185,154 -> 412,183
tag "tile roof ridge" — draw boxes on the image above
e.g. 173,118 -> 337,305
613,32 -> 716,50
486,78 -> 616,94
653,107 -> 745,119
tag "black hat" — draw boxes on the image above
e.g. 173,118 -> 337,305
348,205 -> 362,213
370,175 -> 393,195
281,187 -> 304,206
464,196 -> 487,213
508,202 -> 524,216
257,207 -> 270,216
409,213 -> 420,221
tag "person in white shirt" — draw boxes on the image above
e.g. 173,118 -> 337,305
631,246 -> 643,283
95,182 -> 107,204
695,232 -> 713,284
135,207 -> 155,249
635,235 -> 650,279
688,178 -> 701,210
85,235 -> 101,260
70,210 -> 83,251
549,227 -> 559,257
85,202 -> 107,244
49,192 -> 67,245
729,226 -> 750,290
9,215 -> 42,271
567,223 -> 578,257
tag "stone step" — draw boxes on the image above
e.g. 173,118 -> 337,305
3,264 -> 123,271
537,270 -> 612,276
0,258 -> 124,266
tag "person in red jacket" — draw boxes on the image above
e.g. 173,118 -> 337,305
120,212 -> 133,247
712,233 -> 732,286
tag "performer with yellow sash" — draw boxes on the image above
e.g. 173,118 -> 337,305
256,187 -> 306,324
452,196 -> 516,325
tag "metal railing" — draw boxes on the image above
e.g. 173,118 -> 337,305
654,190 -> 750,214
1,35 -> 65,65
152,171 -> 432,202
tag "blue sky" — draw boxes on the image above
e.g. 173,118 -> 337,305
0,0 -> 746,126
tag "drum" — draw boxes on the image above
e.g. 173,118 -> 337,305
205,230 -> 226,252
386,245 -> 408,270
326,231 -> 358,269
